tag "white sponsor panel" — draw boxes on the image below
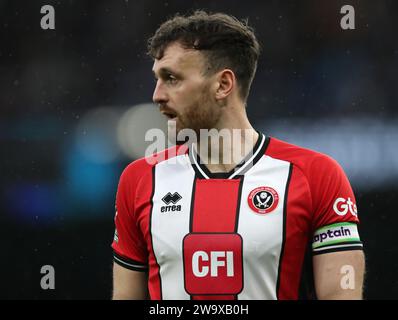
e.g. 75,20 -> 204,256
151,154 -> 194,300
236,155 -> 291,299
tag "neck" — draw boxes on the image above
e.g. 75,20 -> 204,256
196,104 -> 259,173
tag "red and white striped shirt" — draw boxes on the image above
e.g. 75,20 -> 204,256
112,133 -> 363,300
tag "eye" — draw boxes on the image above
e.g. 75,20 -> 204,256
166,74 -> 178,84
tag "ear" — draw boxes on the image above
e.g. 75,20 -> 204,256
214,69 -> 235,100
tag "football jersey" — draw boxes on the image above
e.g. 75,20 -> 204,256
111,133 -> 363,300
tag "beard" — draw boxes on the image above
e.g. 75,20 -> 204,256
168,84 -> 222,145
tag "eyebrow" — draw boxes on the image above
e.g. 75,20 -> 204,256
152,67 -> 180,78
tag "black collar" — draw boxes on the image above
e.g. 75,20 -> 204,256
188,132 -> 269,179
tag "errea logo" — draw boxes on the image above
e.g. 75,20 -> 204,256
333,197 -> 358,216
161,192 -> 182,213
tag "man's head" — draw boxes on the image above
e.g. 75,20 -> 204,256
148,11 -> 260,136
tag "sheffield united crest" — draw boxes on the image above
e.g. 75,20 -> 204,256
248,186 -> 279,214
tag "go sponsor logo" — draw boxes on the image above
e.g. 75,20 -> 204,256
333,197 -> 357,217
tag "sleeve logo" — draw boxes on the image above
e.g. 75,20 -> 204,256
333,197 -> 358,216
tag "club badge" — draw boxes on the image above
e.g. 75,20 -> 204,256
248,186 -> 279,214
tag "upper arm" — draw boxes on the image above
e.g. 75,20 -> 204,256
111,163 -> 151,299
307,155 -> 365,299
313,250 -> 365,300
113,262 -> 148,300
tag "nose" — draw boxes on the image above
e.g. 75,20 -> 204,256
152,80 -> 168,105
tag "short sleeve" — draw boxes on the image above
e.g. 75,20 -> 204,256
309,155 -> 363,255
111,164 -> 149,271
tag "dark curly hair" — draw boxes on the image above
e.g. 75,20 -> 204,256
147,10 -> 261,102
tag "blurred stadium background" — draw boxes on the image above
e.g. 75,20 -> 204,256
1,0 -> 397,299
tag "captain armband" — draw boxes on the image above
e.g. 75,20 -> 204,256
312,222 -> 363,255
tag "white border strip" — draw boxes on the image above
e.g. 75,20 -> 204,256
313,243 -> 363,252
191,144 -> 210,179
229,133 -> 266,179
114,255 -> 148,269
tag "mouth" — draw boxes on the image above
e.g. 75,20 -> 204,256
161,109 -> 178,120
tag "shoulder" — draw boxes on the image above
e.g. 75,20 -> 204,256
120,144 -> 187,185
266,136 -> 343,177
266,137 -> 358,228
